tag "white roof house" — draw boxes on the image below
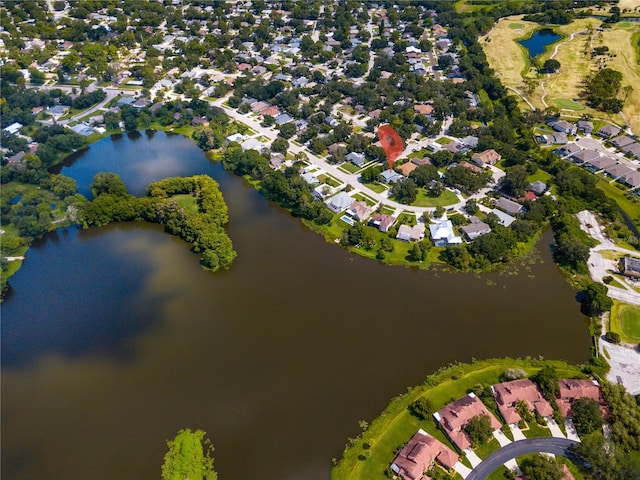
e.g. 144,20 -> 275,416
226,133 -> 246,143
3,122 -> 23,135
325,191 -> 353,213
491,208 -> 516,227
241,138 -> 267,152
429,215 -> 462,246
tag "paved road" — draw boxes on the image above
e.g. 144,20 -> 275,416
465,438 -> 579,480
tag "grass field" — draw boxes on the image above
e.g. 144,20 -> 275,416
482,17 -> 640,134
610,301 -> 640,343
414,189 -> 459,207
595,178 -> 640,231
619,304 -> 640,341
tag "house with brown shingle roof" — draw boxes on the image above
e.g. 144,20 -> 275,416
390,429 -> 459,480
346,201 -> 373,222
400,162 -> 418,177
492,379 -> 554,425
555,379 -> 608,418
471,149 -> 501,167
433,393 -> 502,450
414,104 -> 434,115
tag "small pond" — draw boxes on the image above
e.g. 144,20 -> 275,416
519,28 -> 562,58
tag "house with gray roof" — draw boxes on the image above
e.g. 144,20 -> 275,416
604,164 -> 634,179
398,223 -> 426,242
380,169 -> 403,184
611,135 -> 635,149
621,142 -> 640,159
548,120 -> 577,135
571,149 -> 600,164
620,170 -> 640,188
623,257 -> 640,279
585,156 -> 616,172
274,113 -> 293,126
597,125 -> 621,138
495,197 -> 523,215
460,220 -> 491,241
529,181 -> 547,196
576,120 -> 594,134
346,152 -> 365,167
554,143 -> 581,157
491,208 -> 516,227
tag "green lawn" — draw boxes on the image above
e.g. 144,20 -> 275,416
332,359 -> 584,480
527,169 -> 552,184
619,304 -> 640,341
552,98 -> 585,111
340,162 -> 361,174
474,438 -> 500,460
509,23 -> 525,29
414,189 -> 458,208
436,137 -> 452,145
609,301 -> 640,343
521,421 -> 552,439
595,178 -> 640,231
363,182 -> 387,194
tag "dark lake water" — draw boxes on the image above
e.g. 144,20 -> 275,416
2,131 -> 591,480
519,28 -> 562,58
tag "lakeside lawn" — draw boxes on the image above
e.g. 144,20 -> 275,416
332,358 -> 584,480
610,301 -> 640,343
595,178 -> 640,231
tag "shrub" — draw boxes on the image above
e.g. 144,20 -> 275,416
604,332 -> 621,344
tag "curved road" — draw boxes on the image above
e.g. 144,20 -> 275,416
465,438 -> 580,480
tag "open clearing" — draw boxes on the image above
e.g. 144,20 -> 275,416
482,16 -> 640,134
620,304 -> 640,341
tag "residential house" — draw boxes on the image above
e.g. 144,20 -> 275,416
596,125 -> 621,138
69,123 -> 94,136
48,105 -> 70,118
433,393 -> 502,451
313,183 -> 338,200
390,429 -> 459,480
556,379 -> 608,418
294,119 -> 309,132
622,257 -> 640,279
240,138 -> 267,153
414,104 -> 434,115
471,149 -> 501,167
250,101 -> 269,113
274,113 -> 293,126
346,152 -> 366,167
133,98 -> 150,109
584,156 -> 616,172
369,214 -> 396,232
610,135 -> 635,149
462,136 -> 479,149
621,142 -> 640,159
549,120 -> 577,135
326,191 -> 353,213
292,76 -> 308,88
495,197 -> 523,215
529,181 -> 547,196
576,120 -> 594,135
491,208 -> 516,227
538,132 -> 568,145
460,219 -> 490,241
492,379 -> 553,425
380,169 -> 403,184
571,149 -> 600,164
400,162 -> 418,177
3,122 -> 23,135
191,116 -> 208,127
397,223 -> 426,242
301,171 -> 320,185
604,164 -> 634,180
261,106 -> 281,118
346,201 -> 372,222
325,116 -> 340,127
7,151 -> 26,167
226,133 -> 247,143
411,157 -> 432,166
620,170 -> 640,188
555,143 -> 581,157
429,215 -> 462,246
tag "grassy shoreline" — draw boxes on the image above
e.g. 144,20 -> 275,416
331,358 -> 585,480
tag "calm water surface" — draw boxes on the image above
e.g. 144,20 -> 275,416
3,132 -> 590,480
519,28 -> 562,58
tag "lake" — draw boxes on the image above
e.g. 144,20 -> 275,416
2,131 -> 591,480
519,28 -> 562,58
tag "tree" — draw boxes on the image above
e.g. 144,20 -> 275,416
572,397 -> 604,436
464,414 -> 493,447
409,397 -> 433,420
519,454 -> 563,480
501,165 -> 529,198
270,137 -> 289,154
604,332 -> 620,344
278,122 -> 296,139
541,59 -> 561,73
161,429 -> 217,480
392,179 -> 417,204
532,366 -> 559,401
90,172 -> 128,198
582,281 -> 613,316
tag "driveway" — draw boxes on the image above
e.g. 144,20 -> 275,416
464,448 -> 483,468
545,417 -> 566,438
465,438 -> 579,480
564,419 -> 581,442
509,424 -> 527,441
493,429 -> 512,447
453,460 -> 473,479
